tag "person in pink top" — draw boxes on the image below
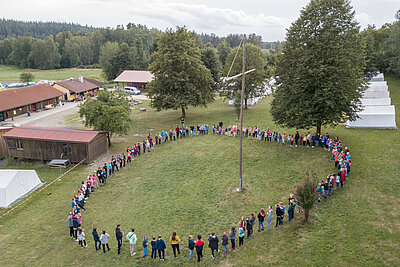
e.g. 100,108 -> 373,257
92,174 -> 98,189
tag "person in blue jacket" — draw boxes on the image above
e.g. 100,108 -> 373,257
156,234 -> 166,261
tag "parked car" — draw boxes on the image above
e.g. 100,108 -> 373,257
123,86 -> 141,95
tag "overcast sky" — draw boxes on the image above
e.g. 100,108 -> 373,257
1,0 -> 398,41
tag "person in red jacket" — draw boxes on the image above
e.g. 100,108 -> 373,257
195,235 -> 204,262
340,169 -> 346,189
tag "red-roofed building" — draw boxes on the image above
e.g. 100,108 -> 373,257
3,127 -> 107,163
0,84 -> 63,121
113,70 -> 154,89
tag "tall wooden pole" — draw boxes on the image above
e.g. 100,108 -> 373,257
239,34 -> 246,192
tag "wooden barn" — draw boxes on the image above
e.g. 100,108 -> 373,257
113,70 -> 154,90
2,127 -> 108,163
0,127 -> 12,159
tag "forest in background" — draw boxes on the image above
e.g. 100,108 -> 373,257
0,17 -> 399,80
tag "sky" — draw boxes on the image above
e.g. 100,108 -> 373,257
0,0 -> 398,41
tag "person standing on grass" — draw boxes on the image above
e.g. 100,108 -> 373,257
92,227 -> 101,251
77,228 -> 87,248
115,224 -> 124,255
257,208 -> 265,231
169,130 -> 173,141
156,234 -> 166,261
151,236 -> 157,259
280,202 -> 285,224
288,202 -> 295,222
169,231 -> 181,257
208,232 -> 219,259
142,236 -> 148,257
126,228 -> 137,256
238,225 -> 245,246
222,232 -> 228,255
67,212 -> 74,238
267,206 -> 273,230
195,235 -> 204,262
340,170 -> 346,189
72,214 -> 80,241
96,167 -> 103,185
100,230 -> 110,253
229,227 -> 236,250
275,204 -> 283,228
107,162 -> 112,177
181,117 -> 185,129
188,235 -> 195,260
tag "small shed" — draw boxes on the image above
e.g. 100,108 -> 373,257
3,127 -> 108,163
114,70 -> 154,89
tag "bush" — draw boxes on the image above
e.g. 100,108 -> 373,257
295,171 -> 318,223
20,72 -> 35,83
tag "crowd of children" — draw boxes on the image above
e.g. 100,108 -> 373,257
66,120 -> 352,261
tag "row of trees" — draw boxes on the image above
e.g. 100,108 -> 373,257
0,25 -> 159,71
0,19 -> 96,40
362,19 -> 400,77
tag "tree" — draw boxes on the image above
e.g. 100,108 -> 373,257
78,90 -> 132,146
147,27 -> 214,117
99,41 -> 120,80
63,35 -> 94,67
99,42 -> 137,80
28,37 -> 61,69
295,173 -> 318,223
217,40 -> 231,67
201,45 -> 222,85
271,0 -> 367,134
386,21 -> 400,76
222,43 -> 267,109
9,36 -> 33,68
395,9 -> 400,20
0,38 -> 12,65
20,72 -> 35,82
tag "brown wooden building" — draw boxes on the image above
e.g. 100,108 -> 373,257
53,77 -> 103,102
0,127 -> 12,159
0,84 -> 63,121
3,127 -> 108,163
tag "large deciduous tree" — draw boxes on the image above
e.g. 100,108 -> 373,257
28,37 -> 61,69
147,27 -> 214,117
222,43 -> 267,109
78,90 -> 132,146
271,0 -> 367,134
99,42 -> 137,80
201,45 -> 222,85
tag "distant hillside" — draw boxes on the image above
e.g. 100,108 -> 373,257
0,18 -> 97,40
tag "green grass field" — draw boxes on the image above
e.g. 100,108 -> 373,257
0,77 -> 399,266
0,65 -> 103,83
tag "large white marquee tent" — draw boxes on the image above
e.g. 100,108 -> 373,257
0,170 -> 42,208
347,73 -> 397,129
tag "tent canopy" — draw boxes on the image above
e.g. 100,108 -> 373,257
0,169 -> 42,208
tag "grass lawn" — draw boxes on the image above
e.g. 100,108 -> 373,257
0,77 -> 399,266
0,65 -> 103,83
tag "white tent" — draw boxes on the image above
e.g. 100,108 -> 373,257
0,170 -> 42,208
347,73 -> 396,129
361,98 -> 391,106
347,106 -> 396,129
363,91 -> 390,99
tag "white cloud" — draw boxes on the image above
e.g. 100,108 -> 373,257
0,0 -> 398,41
